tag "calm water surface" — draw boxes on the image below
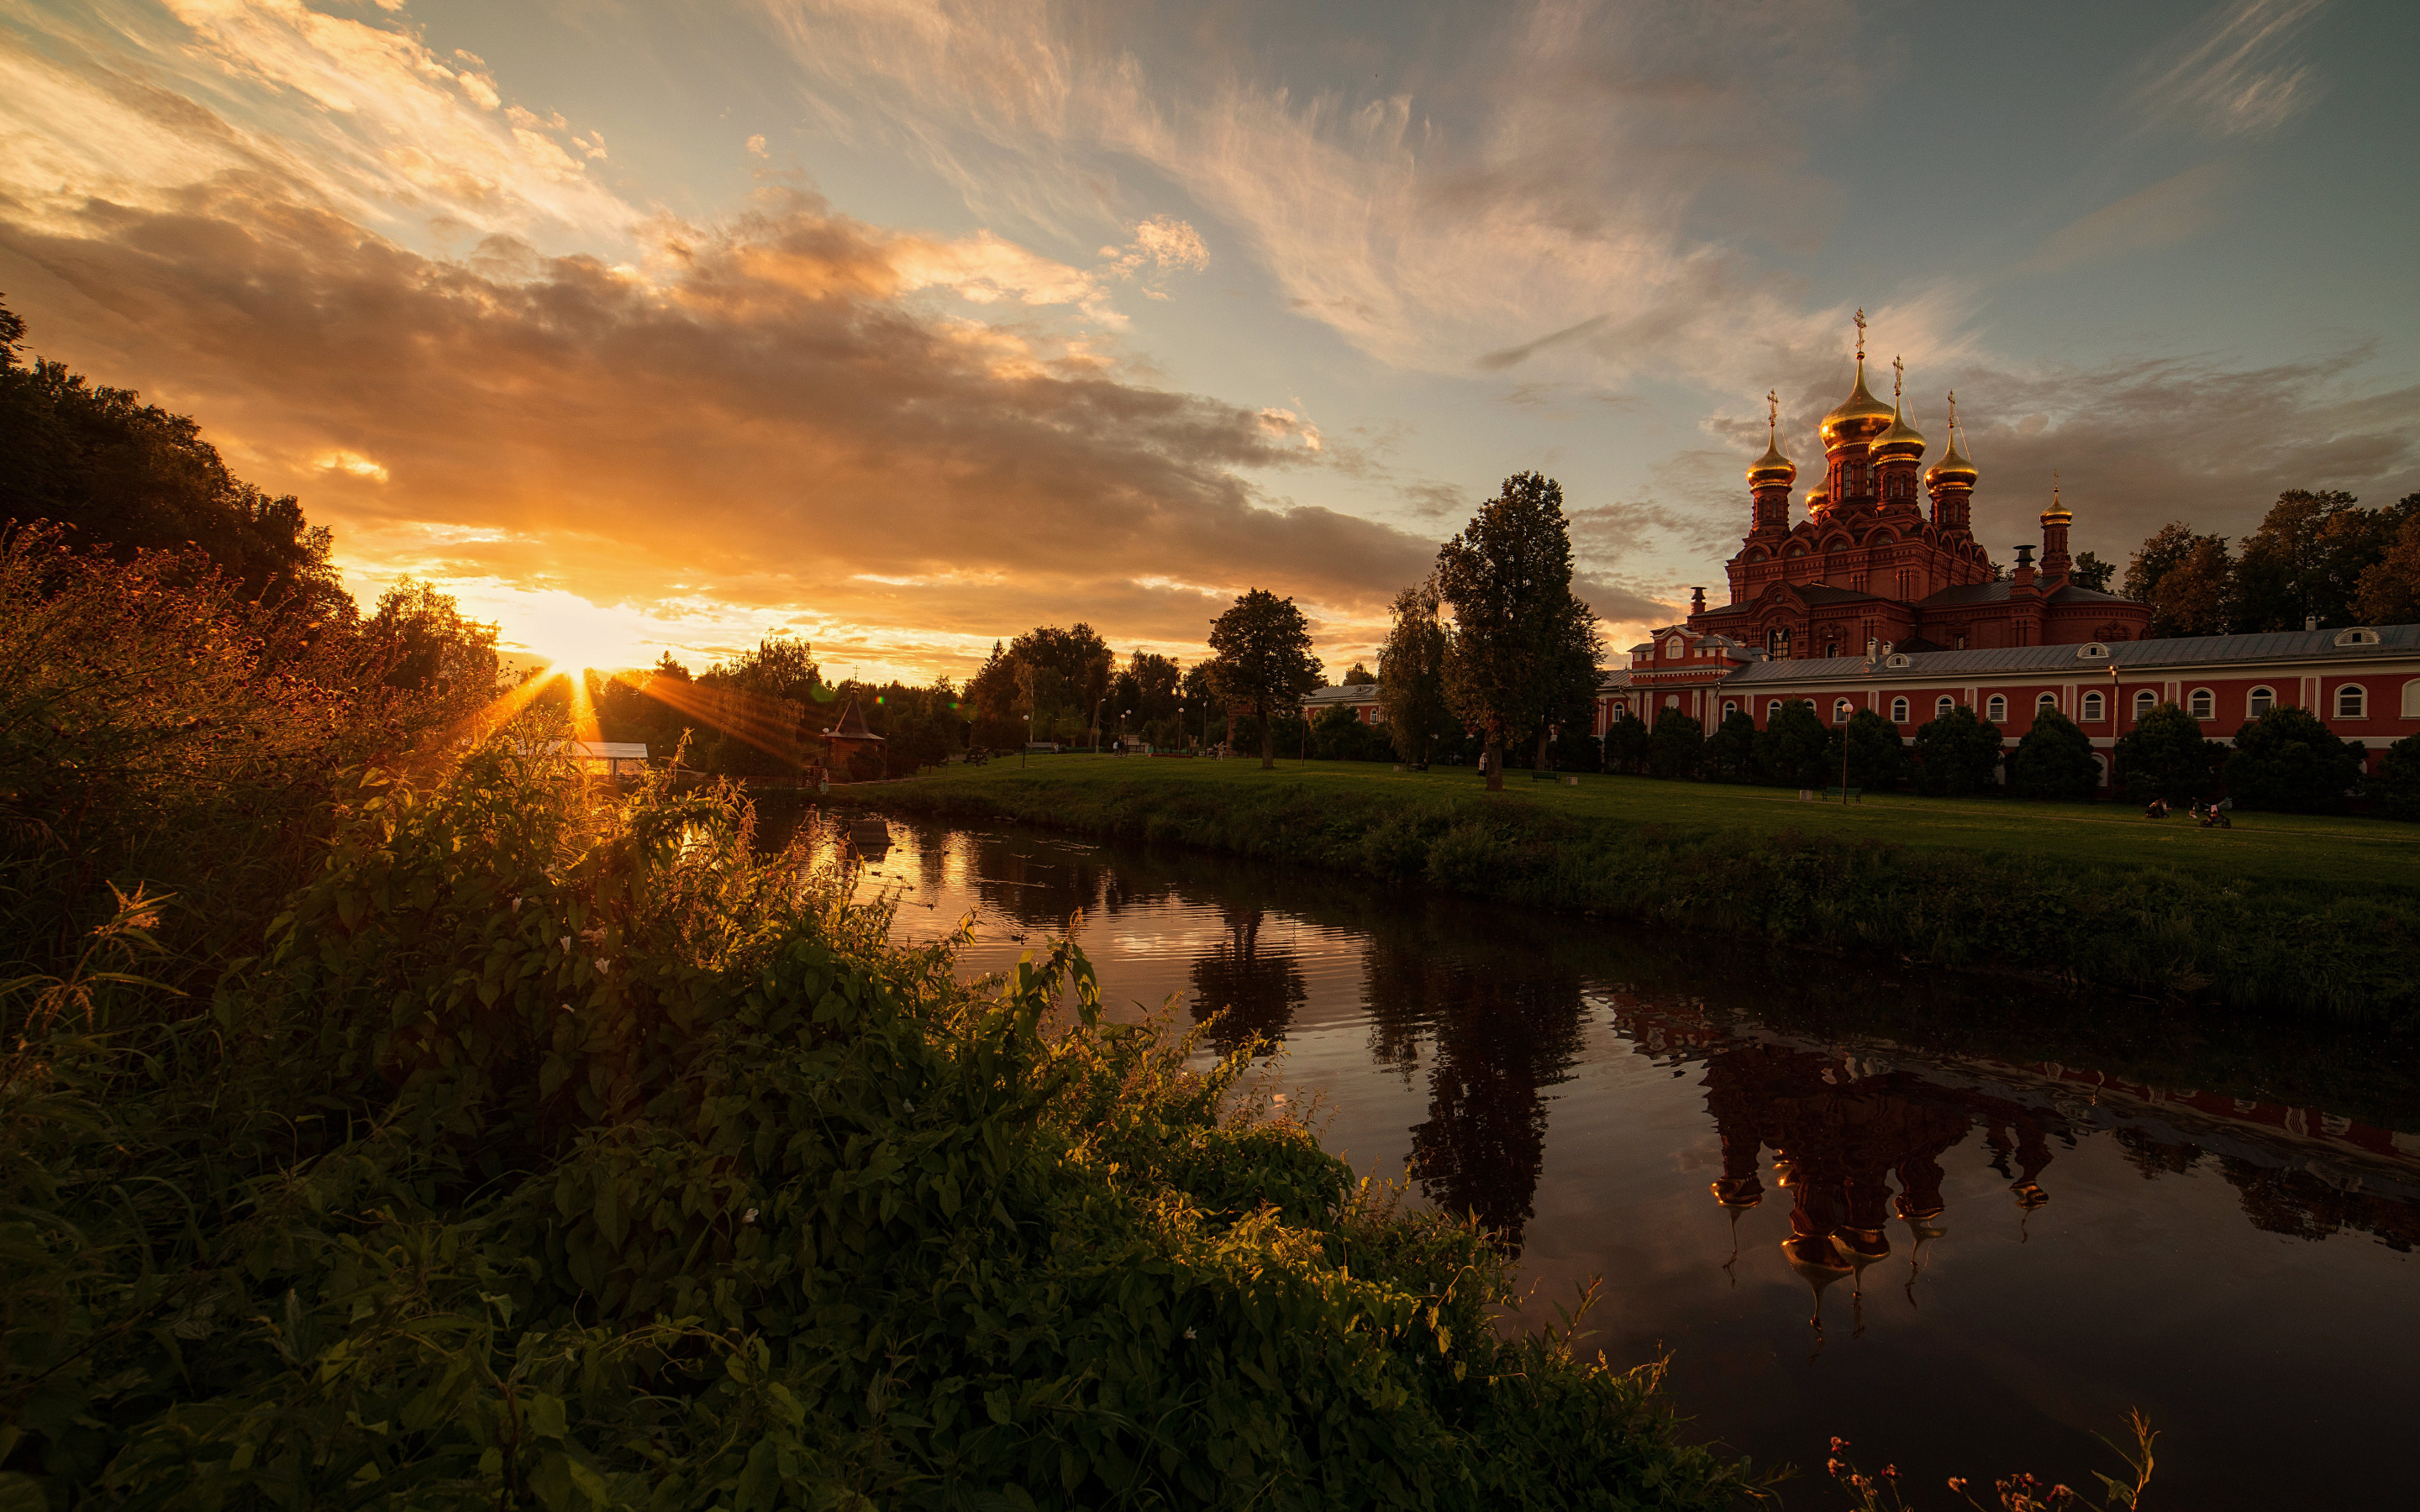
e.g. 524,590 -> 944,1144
799,806 -> 2417,1504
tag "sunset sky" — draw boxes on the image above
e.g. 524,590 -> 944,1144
4,0 -> 2416,680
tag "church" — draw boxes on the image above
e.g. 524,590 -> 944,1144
1682,314 -> 2149,657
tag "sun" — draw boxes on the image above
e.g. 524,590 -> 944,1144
503,589 -> 652,676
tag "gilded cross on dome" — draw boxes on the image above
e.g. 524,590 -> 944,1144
1766,389 -> 1779,433
1853,308 -> 1866,360
1946,389 -> 1958,431
1892,355 -> 1905,402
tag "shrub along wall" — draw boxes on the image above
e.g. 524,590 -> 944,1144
0,742 -> 1760,1511
874,775 -> 2420,1027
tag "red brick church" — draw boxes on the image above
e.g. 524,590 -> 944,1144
1684,317 -> 2150,658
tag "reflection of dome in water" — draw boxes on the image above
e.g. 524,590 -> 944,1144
2012,1180 -> 2050,1211
1712,1177 -> 1765,1210
1837,1227 -> 1892,1265
1782,1233 -> 1852,1298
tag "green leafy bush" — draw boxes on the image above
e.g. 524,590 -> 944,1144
2224,706 -> 2365,812
1,742 -> 1759,1510
2008,710 -> 2099,801
1911,706 -> 2002,797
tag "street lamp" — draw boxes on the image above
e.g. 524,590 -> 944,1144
1021,711 -> 1031,769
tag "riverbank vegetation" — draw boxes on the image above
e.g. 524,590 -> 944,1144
871,759 -> 2420,1026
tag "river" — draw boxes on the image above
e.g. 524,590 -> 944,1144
800,806 -> 2417,1504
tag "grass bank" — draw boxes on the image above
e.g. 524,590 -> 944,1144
869,758 -> 2420,1025
2,740 -> 1764,1510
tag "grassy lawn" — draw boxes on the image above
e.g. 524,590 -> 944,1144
894,754 -> 2420,894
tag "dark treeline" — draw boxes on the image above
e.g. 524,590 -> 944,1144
2125,488 -> 2420,636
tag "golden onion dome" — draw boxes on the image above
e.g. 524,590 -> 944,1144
1819,359 -> 1898,450
1747,432 -> 1797,490
1806,481 -> 1832,518
2042,478 -> 2072,525
1870,402 -> 1926,464
1926,428 -> 1978,490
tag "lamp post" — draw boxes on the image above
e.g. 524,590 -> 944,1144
1021,712 -> 1030,769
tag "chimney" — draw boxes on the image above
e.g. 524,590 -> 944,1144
2305,614 -> 2318,632
1690,585 -> 1707,617
2012,543 -> 2037,592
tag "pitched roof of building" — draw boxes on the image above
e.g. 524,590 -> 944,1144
825,695 -> 884,741
1303,682 -> 1381,703
1723,623 -> 2420,685
1915,579 -> 2138,608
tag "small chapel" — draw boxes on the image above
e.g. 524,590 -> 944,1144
1683,313 -> 2150,657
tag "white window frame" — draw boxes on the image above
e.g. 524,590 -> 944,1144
1890,696 -> 1910,723
2404,680 -> 2420,719
2133,689 -> 2158,718
2337,683 -> 2367,719
2081,690 -> 2104,722
1935,696 -> 1957,719
2187,687 -> 2216,720
2036,692 -> 2059,714
2248,685 -> 2275,717
1722,699 -> 1739,721
1985,694 -> 2007,722
1833,697 -> 1853,725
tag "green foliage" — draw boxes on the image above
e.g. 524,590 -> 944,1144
2224,706 -> 2366,813
1311,702 -> 1391,762
1207,591 -> 1323,769
2008,709 -> 2099,801
1378,580 -> 1457,766
1826,710 -> 1907,791
1544,727 -> 1601,774
1645,711 -> 1702,780
1434,474 -> 1601,785
0,297 -> 348,620
1602,711 -> 1650,777
1698,711 -> 1758,783
2354,507 -> 2420,624
2113,702 -> 2219,802
1912,706 -> 2004,797
1755,701 -> 1831,790
2374,733 -> 2420,821
0,745 -> 1759,1511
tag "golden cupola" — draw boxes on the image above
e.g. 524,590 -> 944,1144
1869,357 -> 1926,464
2041,477 -> 2073,526
1925,430 -> 1978,490
1819,312 -> 1897,451
1748,392 -> 1797,491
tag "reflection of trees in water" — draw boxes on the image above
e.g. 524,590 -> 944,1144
1360,942 -> 1588,1252
1188,906 -> 1308,1058
2109,1128 -> 2420,1251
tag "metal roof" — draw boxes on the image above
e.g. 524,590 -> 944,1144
1723,623 -> 2420,684
1303,683 -> 1380,701
1914,579 -> 2137,608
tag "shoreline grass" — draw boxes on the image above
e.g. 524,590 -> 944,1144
865,757 -> 2420,1026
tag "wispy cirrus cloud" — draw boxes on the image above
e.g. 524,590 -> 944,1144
2132,0 -> 2329,139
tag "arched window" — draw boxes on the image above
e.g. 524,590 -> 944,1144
2188,688 -> 2215,720
2338,683 -> 2368,718
2037,692 -> 2058,714
1935,696 -> 1956,718
2081,690 -> 2104,722
1986,694 -> 2007,723
2405,680 -> 2420,718
1770,698 -> 1789,719
1833,698 -> 1853,725
1722,699 -> 1739,722
2248,686 -> 2275,717
2134,689 -> 2158,718
1890,696 -> 1910,723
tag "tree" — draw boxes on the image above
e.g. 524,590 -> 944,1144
1108,649 -> 1182,740
2232,490 -> 2403,633
1008,624 -> 1113,739
1755,700 -> 1832,790
1434,471 -> 1602,791
1912,705 -> 2004,796
2372,733 -> 2420,821
1376,580 -> 1457,766
2070,550 -> 2116,592
2150,536 -> 2234,638
1602,708 -> 1649,775
2123,522 -> 2199,604
0,297 -> 349,621
965,641 -> 1024,750
2354,505 -> 2420,624
2112,701 -> 2220,802
1826,709 -> 1907,790
366,579 -> 502,702
1545,726 -> 1601,773
2008,709 -> 2099,801
1205,589 -> 1323,769
1646,710 -> 1702,780
1341,660 -> 1375,685
2223,706 -> 2365,812
1699,710 -> 1759,783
